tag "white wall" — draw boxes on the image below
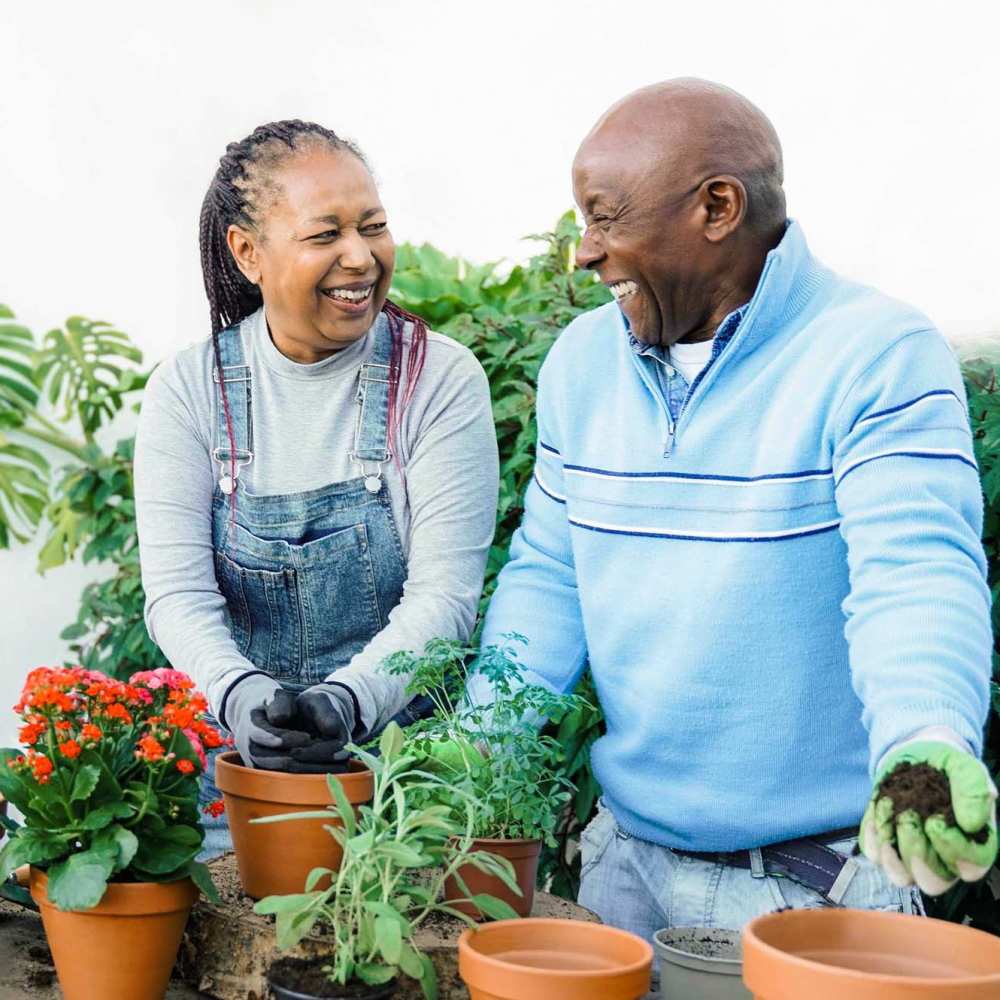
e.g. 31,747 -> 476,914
1,0 -> 998,748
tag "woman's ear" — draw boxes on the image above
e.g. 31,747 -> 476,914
226,224 -> 261,284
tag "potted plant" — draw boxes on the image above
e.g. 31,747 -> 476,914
383,634 -> 589,919
253,721 -> 520,1000
215,747 -> 374,899
0,665 -> 223,1000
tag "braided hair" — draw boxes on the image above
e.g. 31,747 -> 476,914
199,120 -> 428,508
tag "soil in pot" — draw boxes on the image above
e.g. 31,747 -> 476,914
878,761 -> 990,843
267,957 -> 397,1000
742,907 -> 1000,999
215,751 -> 374,899
29,868 -> 197,1000
444,837 -> 541,919
458,917 -> 653,1000
653,927 -> 750,1000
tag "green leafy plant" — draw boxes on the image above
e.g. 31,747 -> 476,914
0,305 -> 162,678
0,666 -> 223,910
253,722 -> 518,998
382,635 -> 589,847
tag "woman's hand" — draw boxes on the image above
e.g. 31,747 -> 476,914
225,680 -> 312,770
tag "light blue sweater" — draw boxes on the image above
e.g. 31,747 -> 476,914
478,221 -> 992,852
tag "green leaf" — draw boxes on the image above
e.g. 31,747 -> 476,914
184,860 -> 220,903
325,774 -> 357,837
0,828 -> 71,879
253,891 -> 323,916
45,847 -> 115,911
469,893 -> 521,921
304,866 -> 332,891
81,800 -> 134,831
93,824 -> 138,874
397,941 -> 424,980
131,824 -> 201,874
419,954 -> 439,1000
379,721 -> 405,761
375,914 -> 402,964
70,764 -> 100,802
355,963 -> 396,986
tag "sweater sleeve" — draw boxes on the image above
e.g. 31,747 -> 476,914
832,327 -> 992,773
134,358 -> 258,719
473,347 -> 589,703
329,347 -> 499,732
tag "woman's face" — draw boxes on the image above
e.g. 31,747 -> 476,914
228,146 -> 395,363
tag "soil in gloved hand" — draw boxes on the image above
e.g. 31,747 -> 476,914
878,760 -> 989,844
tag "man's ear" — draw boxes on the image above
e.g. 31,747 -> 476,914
226,224 -> 261,284
700,176 -> 747,243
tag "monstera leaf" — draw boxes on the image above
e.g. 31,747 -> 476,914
34,316 -> 143,436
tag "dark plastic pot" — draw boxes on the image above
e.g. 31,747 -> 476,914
267,957 -> 397,1000
653,927 -> 751,999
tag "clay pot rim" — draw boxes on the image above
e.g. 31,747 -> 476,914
459,917 -> 653,979
653,927 -> 742,971
215,750 -> 373,805
744,908 -> 1000,987
29,867 -> 198,915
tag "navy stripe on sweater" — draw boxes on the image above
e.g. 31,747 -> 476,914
563,463 -> 833,484
850,389 -> 962,432
533,471 -> 566,504
568,516 -> 841,543
836,449 -> 978,487
539,440 -> 561,457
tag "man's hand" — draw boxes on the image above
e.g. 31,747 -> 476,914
860,740 -> 998,895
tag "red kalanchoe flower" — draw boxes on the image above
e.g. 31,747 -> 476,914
202,799 -> 225,818
103,703 -> 133,725
18,720 -> 47,746
58,739 -> 82,760
176,758 -> 196,775
136,734 -> 165,762
80,723 -> 102,743
31,754 -> 54,783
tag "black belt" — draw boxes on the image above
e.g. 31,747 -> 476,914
672,826 -> 860,902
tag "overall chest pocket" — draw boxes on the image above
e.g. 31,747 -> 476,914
213,519 -> 384,681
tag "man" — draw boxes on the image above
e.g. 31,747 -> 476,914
473,78 -> 997,939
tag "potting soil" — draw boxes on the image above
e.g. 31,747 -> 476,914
270,956 -> 392,998
878,761 -> 989,844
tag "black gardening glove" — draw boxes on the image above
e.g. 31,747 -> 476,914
276,683 -> 363,773
225,678 -> 312,771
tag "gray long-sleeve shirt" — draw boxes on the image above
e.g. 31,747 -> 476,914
134,307 -> 498,730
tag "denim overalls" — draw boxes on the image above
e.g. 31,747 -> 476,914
199,315 -> 422,854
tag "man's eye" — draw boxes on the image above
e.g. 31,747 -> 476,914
312,230 -> 340,241
363,222 -> 388,235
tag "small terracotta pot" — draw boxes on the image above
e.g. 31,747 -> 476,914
29,867 -> 197,1000
458,917 -> 653,1000
268,956 -> 398,999
445,837 -> 541,919
214,751 -> 373,899
743,907 -> 1000,999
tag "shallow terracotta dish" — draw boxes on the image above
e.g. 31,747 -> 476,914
458,916 -> 652,999
742,906 -> 1000,999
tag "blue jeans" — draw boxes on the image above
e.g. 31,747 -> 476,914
578,802 -> 922,955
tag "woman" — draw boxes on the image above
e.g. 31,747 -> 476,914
134,121 -> 498,850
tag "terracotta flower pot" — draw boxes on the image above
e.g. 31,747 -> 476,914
742,907 -> 1000,999
268,956 -> 398,999
458,917 -> 653,1000
214,750 -> 373,899
29,867 -> 197,1000
654,927 -> 751,999
444,837 -> 541,919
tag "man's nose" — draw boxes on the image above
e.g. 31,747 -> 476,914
576,227 -> 605,270
338,229 -> 375,270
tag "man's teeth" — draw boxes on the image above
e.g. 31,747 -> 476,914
325,286 -> 372,302
609,280 -> 638,301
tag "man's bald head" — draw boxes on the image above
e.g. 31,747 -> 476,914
572,79 -> 787,347
578,78 -> 785,238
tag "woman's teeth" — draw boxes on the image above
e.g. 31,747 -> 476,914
324,285 -> 373,302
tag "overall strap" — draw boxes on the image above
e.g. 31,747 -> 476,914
352,312 -> 394,492
213,324 -> 254,494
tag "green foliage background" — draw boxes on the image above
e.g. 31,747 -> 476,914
2,213 -> 999,924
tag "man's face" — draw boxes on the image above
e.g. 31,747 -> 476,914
572,136 -> 715,347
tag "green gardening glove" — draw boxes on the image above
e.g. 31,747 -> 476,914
420,735 -> 487,777
860,740 -> 998,895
